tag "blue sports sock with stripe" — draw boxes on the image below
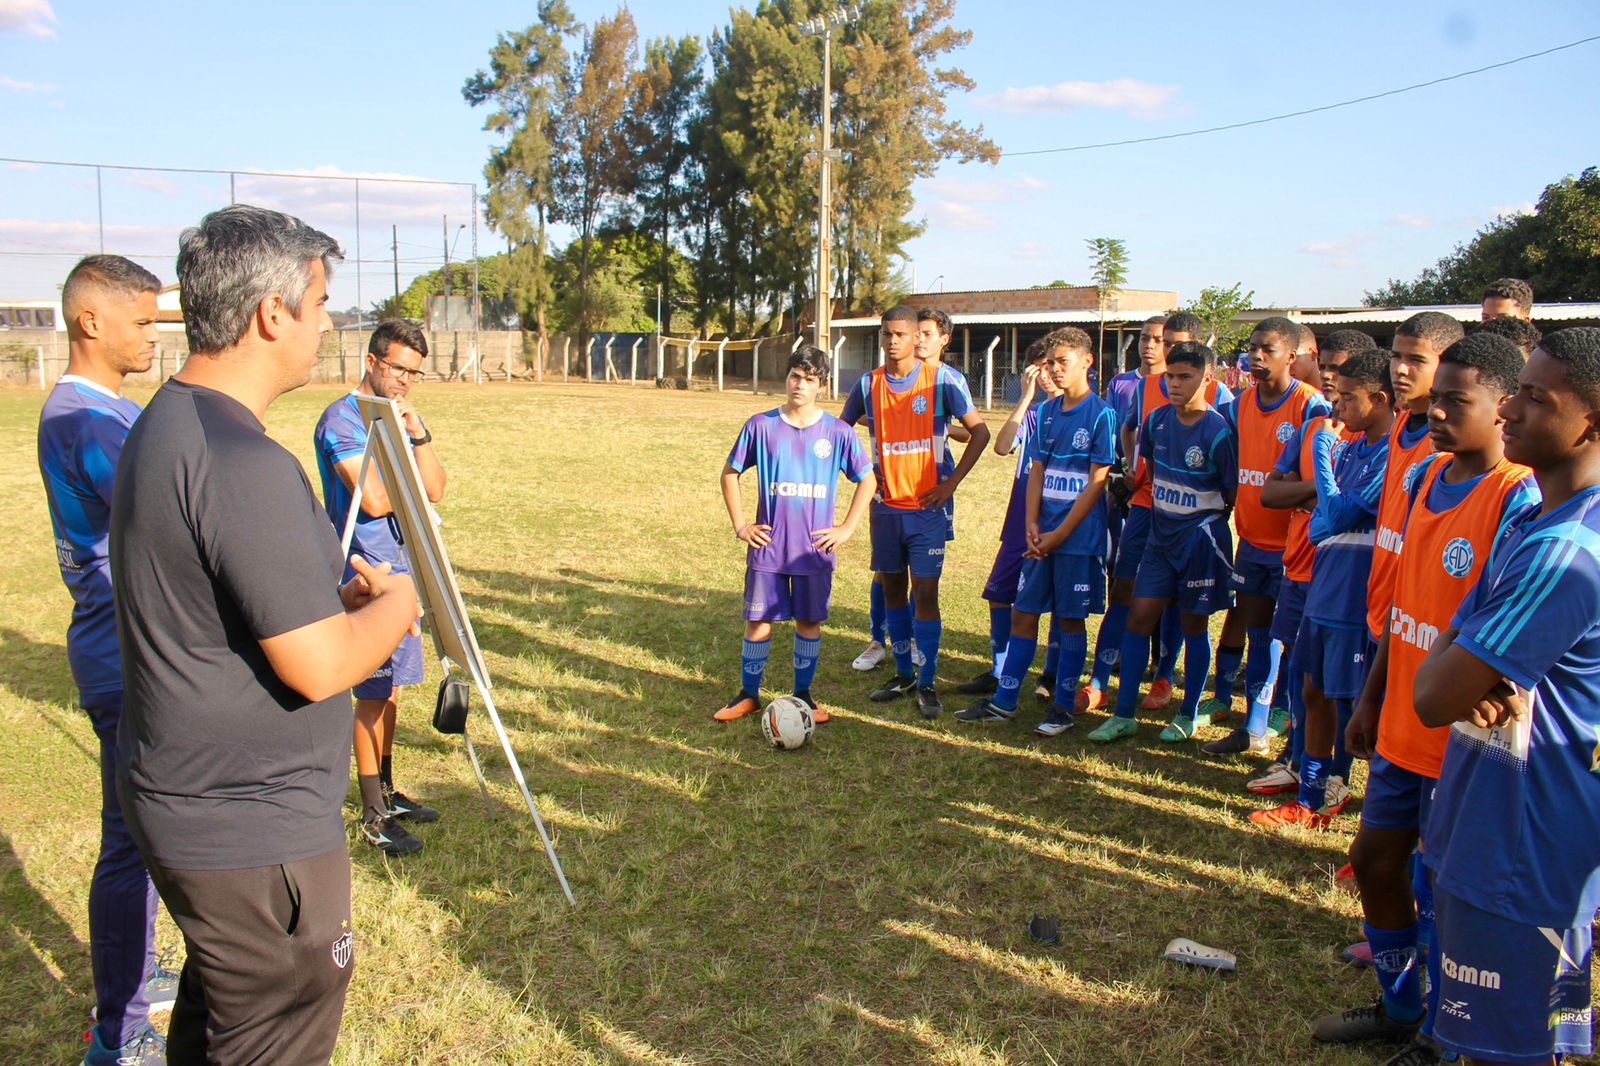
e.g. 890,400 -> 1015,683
1180,630 -> 1211,718
869,580 -> 887,643
1115,629 -> 1148,718
1331,699 -> 1355,780
1285,664 -> 1305,771
740,637 -> 770,697
993,635 -> 1037,712
1365,922 -> 1424,1025
913,617 -> 941,687
1243,628 -> 1281,736
1213,644 -> 1244,703
1413,855 -> 1441,1039
886,604 -> 914,676
1090,603 -> 1129,689
1043,626 -> 1061,677
1297,751 -> 1327,811
1157,605 -> 1182,682
1053,629 -> 1089,707
792,634 -> 820,694
989,605 -> 1012,676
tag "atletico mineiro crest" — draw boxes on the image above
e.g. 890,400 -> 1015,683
332,930 -> 354,969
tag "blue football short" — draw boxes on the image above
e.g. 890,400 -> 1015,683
744,569 -> 832,622
1112,505 -> 1153,582
1358,753 -> 1435,833
1014,553 -> 1106,620
1270,578 -> 1309,645
1229,542 -> 1284,599
982,536 -> 1027,605
1132,518 -> 1234,615
869,508 -> 948,579
1292,618 -> 1370,700
355,629 -> 424,700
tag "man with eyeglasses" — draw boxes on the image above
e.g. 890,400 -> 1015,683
314,319 -> 448,855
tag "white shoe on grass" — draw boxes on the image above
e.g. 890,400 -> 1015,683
852,641 -> 886,671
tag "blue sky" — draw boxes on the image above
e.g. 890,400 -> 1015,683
3,0 -> 1598,312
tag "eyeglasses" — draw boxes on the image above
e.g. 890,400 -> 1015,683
376,357 -> 425,382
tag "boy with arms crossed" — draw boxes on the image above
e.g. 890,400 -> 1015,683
956,328 -> 1116,733
1408,328 -> 1600,1066
1312,333 -> 1533,1060
1099,342 -> 1238,743
716,348 -> 875,723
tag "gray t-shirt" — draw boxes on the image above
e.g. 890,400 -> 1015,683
111,380 -> 351,870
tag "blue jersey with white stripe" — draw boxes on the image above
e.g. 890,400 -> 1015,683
1140,404 -> 1236,553
37,376 -> 143,698
1306,432 -> 1388,627
1027,392 -> 1117,555
313,392 -> 412,574
1428,487 -> 1600,927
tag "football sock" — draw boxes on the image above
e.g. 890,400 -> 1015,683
988,605 -> 1011,676
1413,855 -> 1440,1038
741,637 -> 770,696
358,773 -> 386,822
869,580 -> 886,644
992,635 -> 1038,712
1180,630 -> 1211,718
1297,751 -> 1328,811
1090,603 -> 1129,689
793,634 -> 820,693
1115,629 -> 1148,719
1285,666 -> 1305,771
1042,626 -> 1061,677
886,605 -> 915,676
379,754 -> 394,790
1054,629 -> 1088,708
913,617 -> 942,688
1271,663 -> 1288,711
1331,699 -> 1355,780
1213,643 -> 1244,703
1365,921 -> 1425,1025
1243,629 -> 1281,736
1157,605 -> 1182,682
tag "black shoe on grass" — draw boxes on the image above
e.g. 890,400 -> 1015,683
384,787 -> 440,823
362,815 -> 424,856
1311,998 -> 1424,1044
954,698 -> 1012,723
956,669 -> 999,695
870,674 -> 918,702
917,686 -> 944,719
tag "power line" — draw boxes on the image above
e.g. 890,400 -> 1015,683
0,156 -> 473,189
1001,33 -> 1600,158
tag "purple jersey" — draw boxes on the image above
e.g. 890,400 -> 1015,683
999,403 -> 1043,546
728,409 -> 871,575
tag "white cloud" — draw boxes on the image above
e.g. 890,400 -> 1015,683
120,172 -> 179,196
0,216 -> 184,258
982,78 -> 1179,118
1491,201 -> 1535,220
0,0 -> 57,38
8,161 -> 40,171
925,201 -> 998,232
1391,213 -> 1429,228
918,174 -> 1048,204
1302,235 -> 1374,270
1012,242 -> 1047,260
0,74 -> 56,93
232,165 -> 473,228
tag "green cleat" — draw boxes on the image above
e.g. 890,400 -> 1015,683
1194,697 -> 1229,726
1159,715 -> 1199,742
1087,716 -> 1139,744
1267,704 -> 1289,736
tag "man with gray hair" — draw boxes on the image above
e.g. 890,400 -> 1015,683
111,204 -> 420,1064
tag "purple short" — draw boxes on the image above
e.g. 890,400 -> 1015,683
354,629 -> 424,700
744,569 -> 832,622
981,535 -> 1027,605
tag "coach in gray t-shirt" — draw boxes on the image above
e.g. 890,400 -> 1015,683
111,205 -> 419,1065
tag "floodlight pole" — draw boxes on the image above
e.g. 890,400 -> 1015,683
801,6 -> 859,354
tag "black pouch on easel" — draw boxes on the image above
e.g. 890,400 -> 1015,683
433,676 -> 470,734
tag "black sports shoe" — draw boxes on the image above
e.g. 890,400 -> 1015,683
870,674 -> 918,702
954,698 -> 1012,723
1382,1036 -> 1445,1066
384,787 -> 440,823
1034,673 -> 1056,700
1034,708 -> 1076,736
956,669 -> 999,695
1311,997 -> 1424,1044
1201,727 -> 1272,756
361,815 -> 424,856
917,686 -> 943,719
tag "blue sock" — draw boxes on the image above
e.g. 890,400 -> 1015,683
740,637 -> 770,696
1413,856 -> 1440,1038
913,617 -> 941,688
1285,666 -> 1305,771
886,604 -> 914,677
1331,699 -> 1355,780
1365,921 -> 1424,1024
1053,629 -> 1089,708
1043,626 -> 1061,677
1091,603 -> 1129,688
993,635 -> 1037,712
1271,663 -> 1288,711
1243,628 -> 1281,736
793,634 -> 820,694
1180,630 -> 1210,718
1115,629 -> 1148,718
870,580 -> 886,643
988,605 -> 1012,676
1158,605 -> 1182,682
1213,644 -> 1244,702
1297,751 -> 1328,810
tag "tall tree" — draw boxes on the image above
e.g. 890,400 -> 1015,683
462,1 -> 578,358
1184,282 -> 1256,355
553,7 -> 643,368
1086,236 -> 1129,381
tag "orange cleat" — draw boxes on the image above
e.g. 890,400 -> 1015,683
713,693 -> 759,722
1248,800 -> 1332,829
793,692 -> 831,724
1141,678 -> 1173,709
1076,684 -> 1107,712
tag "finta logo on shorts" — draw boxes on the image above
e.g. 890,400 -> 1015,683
1390,606 -> 1439,652
1238,469 -> 1268,487
1441,954 -> 1502,990
881,438 -> 932,457
770,481 -> 828,499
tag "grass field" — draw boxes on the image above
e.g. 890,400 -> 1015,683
0,380 -> 1448,1065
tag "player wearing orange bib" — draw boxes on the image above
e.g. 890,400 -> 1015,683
1314,333 -> 1533,1054
1202,317 -> 1331,756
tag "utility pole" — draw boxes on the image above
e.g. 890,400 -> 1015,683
442,215 -> 452,302
391,225 -> 400,303
800,5 -> 860,355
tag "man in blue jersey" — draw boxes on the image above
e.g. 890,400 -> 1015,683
1098,341 -> 1238,743
1412,327 -> 1600,1066
1252,349 -> 1393,827
37,255 -> 173,1065
717,347 -> 875,722
956,327 -> 1115,733
841,305 -> 990,718
314,319 -> 448,856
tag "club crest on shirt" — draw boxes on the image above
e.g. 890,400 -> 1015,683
1403,462 -> 1422,492
1072,428 -> 1090,449
912,394 -> 929,415
1441,537 -> 1474,578
812,437 -> 833,459
332,931 -> 353,969
1184,445 -> 1205,469
1276,421 -> 1294,443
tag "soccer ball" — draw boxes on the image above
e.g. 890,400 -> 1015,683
761,696 -> 815,750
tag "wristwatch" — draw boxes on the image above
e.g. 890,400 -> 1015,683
409,429 -> 433,447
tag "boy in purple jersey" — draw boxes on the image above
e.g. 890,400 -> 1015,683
37,255 -> 174,1066
1412,328 -> 1600,1066
716,348 -> 876,722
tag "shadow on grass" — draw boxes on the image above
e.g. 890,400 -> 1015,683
0,829 -> 92,1064
0,626 -> 97,768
